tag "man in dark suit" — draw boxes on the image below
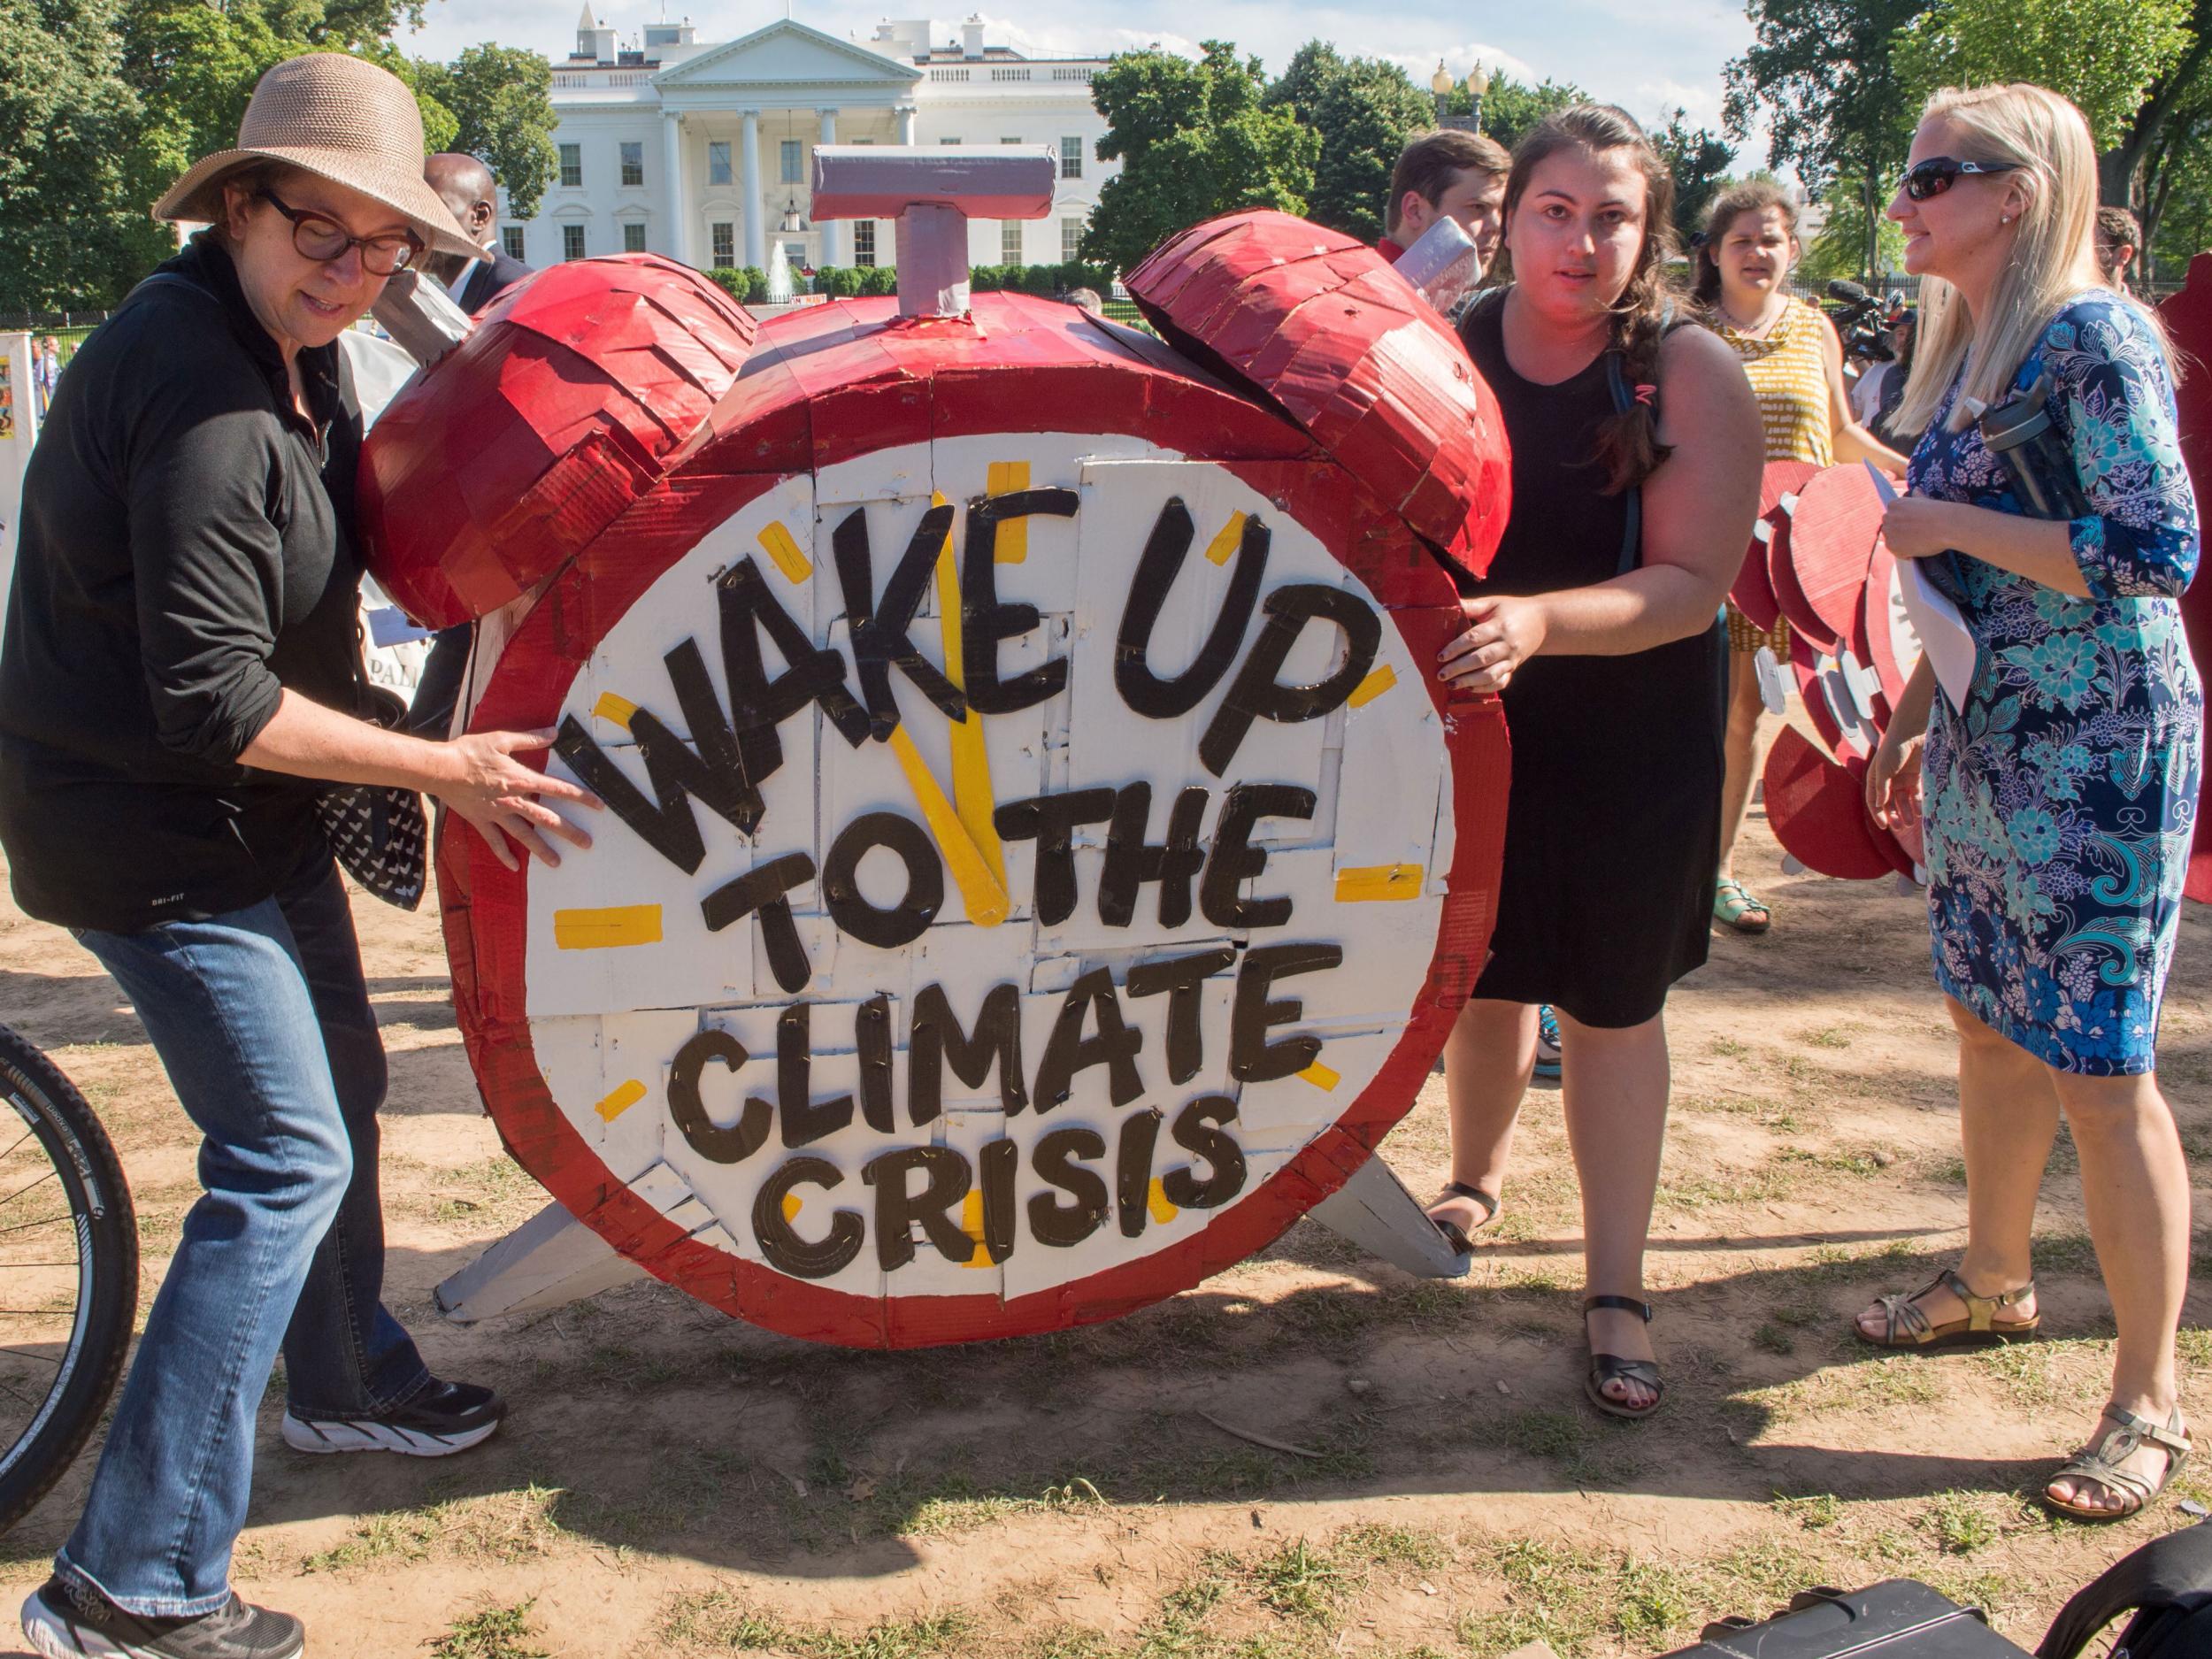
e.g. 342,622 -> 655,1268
409,154 -> 536,735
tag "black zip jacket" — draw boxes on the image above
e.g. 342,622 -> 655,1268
0,233 -> 367,932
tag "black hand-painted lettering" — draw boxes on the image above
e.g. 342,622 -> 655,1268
822,810 -> 943,948
1199,783 -> 1317,929
699,851 -> 817,994
1027,1125 -> 1110,1248
960,488 -> 1078,714
666,1026 -> 771,1164
715,558 -> 870,769
832,503 -> 967,739
1032,965 -> 1145,1113
1115,1107 -> 1164,1239
1163,1095 -> 1247,1209
752,1156 -> 865,1279
1232,941 -> 1344,1082
769,1002 -> 854,1148
993,788 -> 1114,926
1098,783 -> 1208,928
863,1144 -> 974,1271
979,1136 -> 1018,1264
856,993 -> 896,1133
1199,583 -> 1382,776
553,637 -> 763,873
1125,946 -> 1237,1085
1115,499 -> 1271,718
908,981 -> 1026,1125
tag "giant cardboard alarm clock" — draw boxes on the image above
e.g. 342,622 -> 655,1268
360,163 -> 1512,1347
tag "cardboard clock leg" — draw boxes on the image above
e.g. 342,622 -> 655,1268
435,1201 -> 648,1325
1307,1155 -> 1471,1279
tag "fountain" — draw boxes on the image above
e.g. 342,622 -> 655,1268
764,239 -> 795,303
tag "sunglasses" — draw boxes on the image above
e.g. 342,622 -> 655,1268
257,189 -> 420,275
1900,157 -> 2024,202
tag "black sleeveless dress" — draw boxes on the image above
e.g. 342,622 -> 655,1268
1457,296 -> 1725,1027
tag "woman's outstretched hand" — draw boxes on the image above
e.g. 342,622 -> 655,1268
434,730 -> 602,872
1438,595 -> 1549,694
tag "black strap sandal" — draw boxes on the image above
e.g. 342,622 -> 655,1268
1426,1180 -> 1500,1253
1584,1294 -> 1663,1420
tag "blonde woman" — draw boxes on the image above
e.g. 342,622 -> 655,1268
1694,180 -> 1910,933
1858,83 -> 2198,1521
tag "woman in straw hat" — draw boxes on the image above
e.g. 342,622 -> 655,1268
0,52 -> 598,1659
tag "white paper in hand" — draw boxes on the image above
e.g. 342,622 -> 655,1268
1865,460 -> 1976,713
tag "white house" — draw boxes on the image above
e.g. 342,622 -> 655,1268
506,12 -> 1119,275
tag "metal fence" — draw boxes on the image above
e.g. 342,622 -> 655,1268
0,311 -> 111,332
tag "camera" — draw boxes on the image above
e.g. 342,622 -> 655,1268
1824,279 -> 1893,364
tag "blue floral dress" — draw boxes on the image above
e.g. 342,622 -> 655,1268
1913,290 -> 2201,1076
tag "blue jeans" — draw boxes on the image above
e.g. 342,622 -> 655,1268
57,857 -> 429,1615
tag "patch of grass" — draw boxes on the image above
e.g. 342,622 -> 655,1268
1927,1153 -> 1969,1186
1801,1026 -> 1854,1049
1774,1146 -> 1884,1178
427,1602 -> 547,1659
1923,1490 -> 2001,1555
1458,1540 -> 1693,1655
1771,1492 -> 1840,1531
1753,1323 -> 1794,1356
1241,1538 -> 1350,1622
1333,1521 -> 1447,1571
660,1593 -> 970,1658
2034,1231 -> 2101,1275
299,1484 -> 568,1575
1501,1408 -> 1585,1461
1709,1037 -> 1750,1058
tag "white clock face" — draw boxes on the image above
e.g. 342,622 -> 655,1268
513,434 -> 1456,1309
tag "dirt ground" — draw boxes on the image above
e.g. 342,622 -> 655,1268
2,790 -> 2209,1659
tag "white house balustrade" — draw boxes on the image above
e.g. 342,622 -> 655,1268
511,11 -> 1118,277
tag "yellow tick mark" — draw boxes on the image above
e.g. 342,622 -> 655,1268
1333,864 -> 1426,902
1298,1061 -> 1341,1092
592,692 -> 637,731
1348,665 -> 1397,708
552,904 -> 664,949
987,461 -> 1032,563
1203,511 -> 1248,566
887,725 -> 1010,927
757,519 -> 811,583
594,1079 -> 647,1122
781,1192 -> 803,1225
1147,1179 -> 1178,1225
929,495 -> 1009,892
960,1188 -> 992,1268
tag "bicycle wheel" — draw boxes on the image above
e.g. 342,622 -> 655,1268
0,1021 -> 137,1532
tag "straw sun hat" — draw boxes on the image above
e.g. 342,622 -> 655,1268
152,52 -> 481,264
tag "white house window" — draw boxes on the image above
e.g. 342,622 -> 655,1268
619,142 -> 644,187
783,240 -> 806,267
1061,217 -> 1083,261
780,140 -> 802,183
708,141 -> 732,186
1001,220 -> 1022,265
1060,136 -> 1083,180
710,221 -> 733,267
1000,134 -> 1020,145
563,223 -> 586,260
502,226 -> 525,262
558,143 -> 582,188
853,219 -> 876,266
622,222 -> 647,252
940,136 -> 961,145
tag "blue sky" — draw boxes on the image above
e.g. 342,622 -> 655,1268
400,0 -> 1766,153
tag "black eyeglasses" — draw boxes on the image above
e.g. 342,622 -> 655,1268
1900,157 -> 2024,202
257,189 -> 420,275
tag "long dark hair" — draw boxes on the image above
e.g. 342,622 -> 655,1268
1691,178 -> 1798,310
1502,104 -> 1678,494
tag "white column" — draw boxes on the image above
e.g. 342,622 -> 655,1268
895,104 -> 916,145
740,109 -> 764,270
816,108 -> 840,267
660,110 -> 688,265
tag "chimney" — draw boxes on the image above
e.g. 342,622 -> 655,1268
962,15 -> 985,58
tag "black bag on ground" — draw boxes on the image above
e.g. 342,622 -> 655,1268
1658,1579 -> 2031,1656
2038,1519 -> 2212,1659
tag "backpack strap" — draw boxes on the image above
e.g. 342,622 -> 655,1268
1601,300 -> 1694,579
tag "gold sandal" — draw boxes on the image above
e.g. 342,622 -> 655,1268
1859,1267 -> 2039,1350
2043,1404 -> 2191,1522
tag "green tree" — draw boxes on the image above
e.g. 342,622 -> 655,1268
1725,0 -> 1933,281
1083,42 -> 1317,273
2101,0 -> 2212,232
0,0 -> 167,309
1266,42 -> 1435,242
1797,192 -> 1908,283
1890,0 -> 2193,148
1652,108 -> 1737,241
413,44 -> 557,222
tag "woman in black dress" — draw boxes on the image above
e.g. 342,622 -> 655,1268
1424,106 -> 1763,1417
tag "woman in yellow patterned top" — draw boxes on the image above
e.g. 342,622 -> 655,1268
1696,180 -> 1909,933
